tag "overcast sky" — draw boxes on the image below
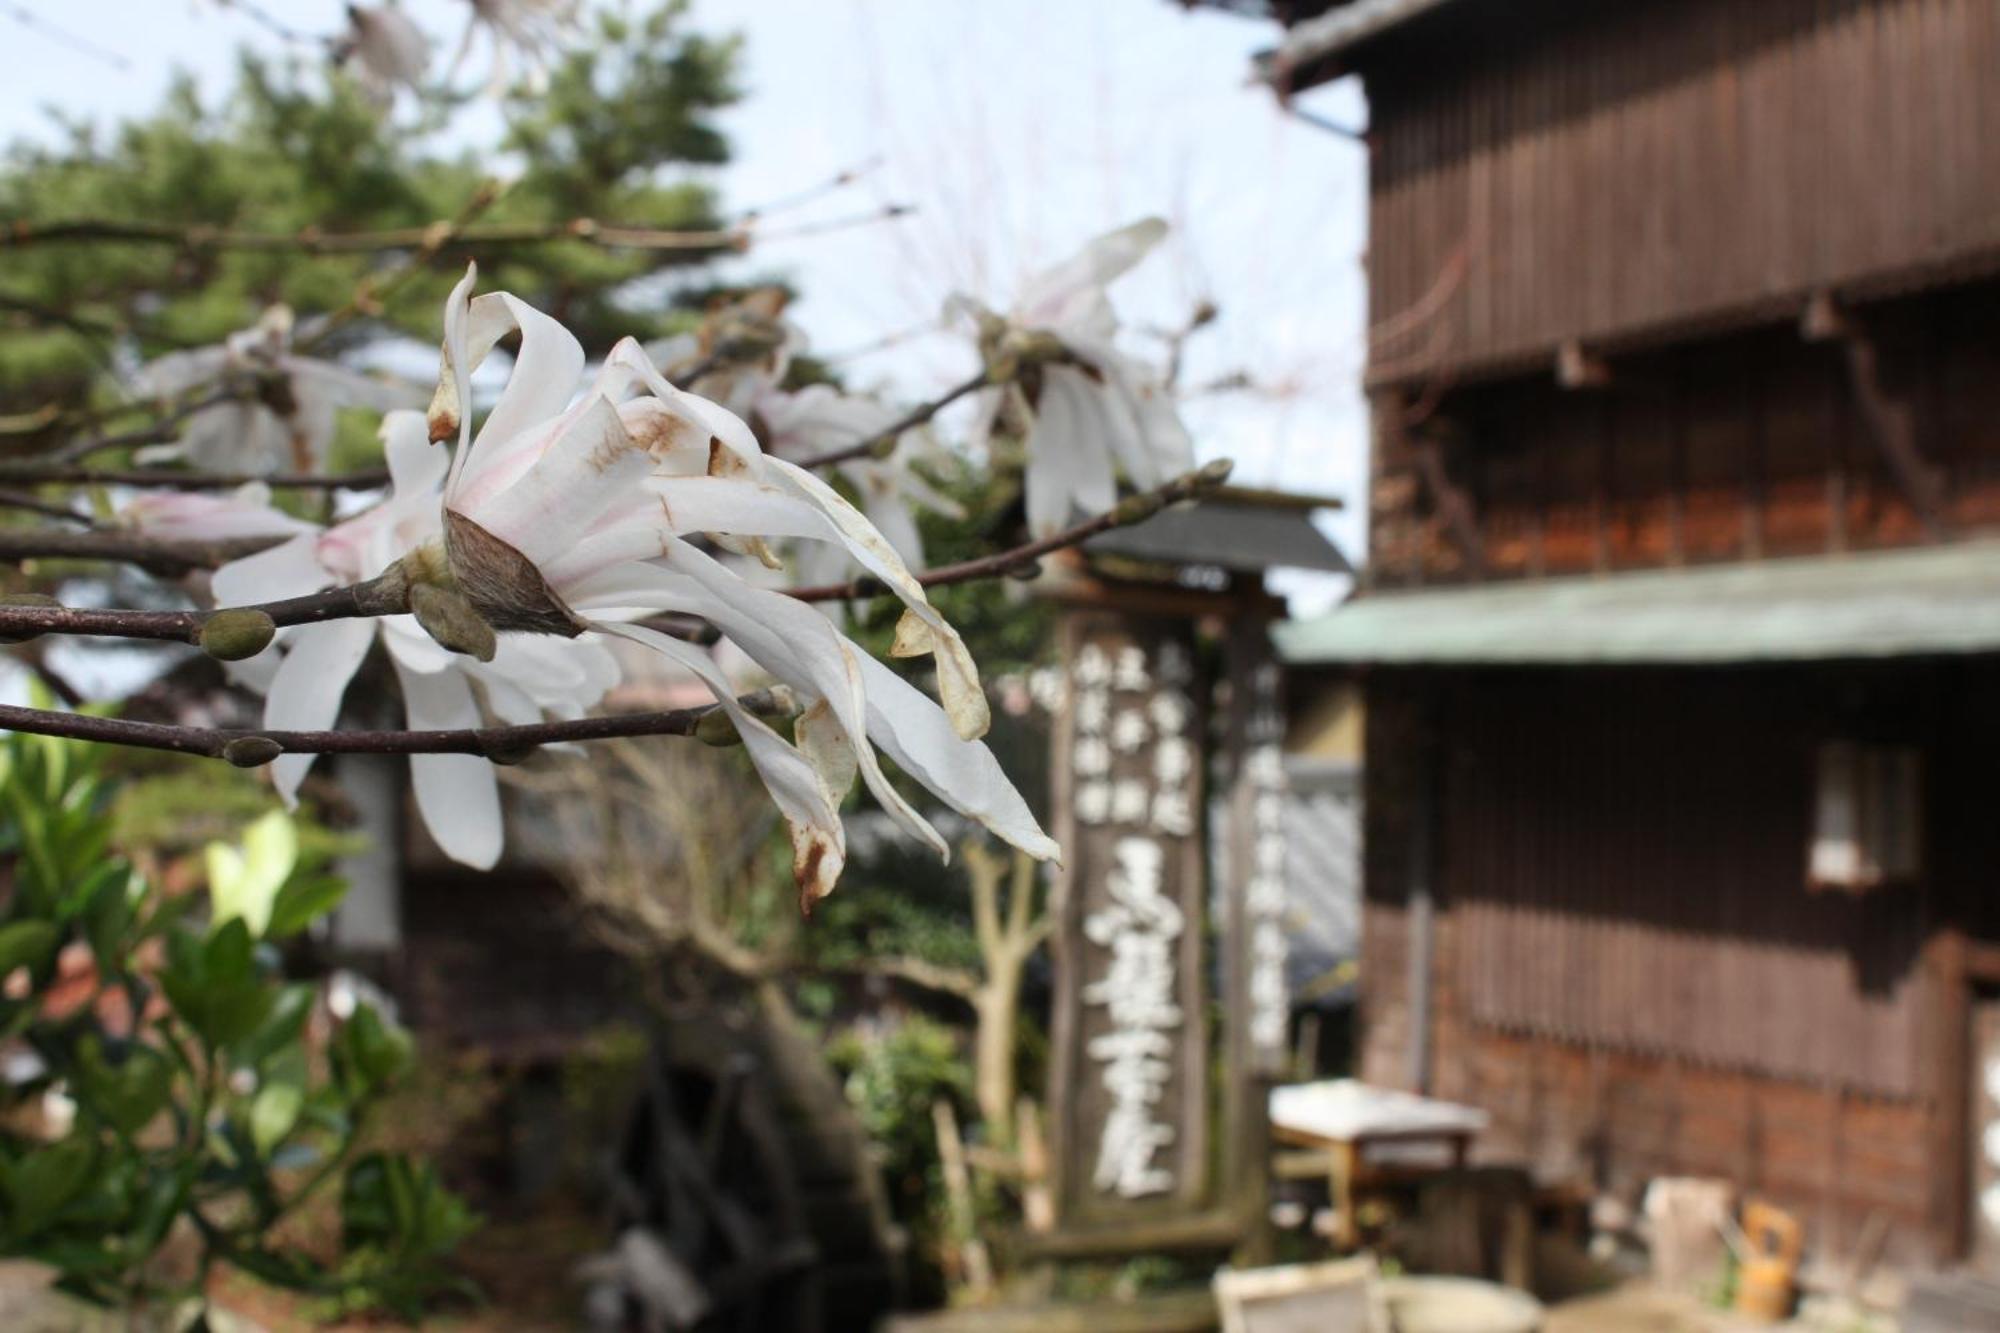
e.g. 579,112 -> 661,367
0,0 -> 1369,605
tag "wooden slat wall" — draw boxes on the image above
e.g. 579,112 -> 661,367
1438,671 -> 1928,1098
1369,286 -> 2000,584
1354,663 -> 2000,1262
1366,0 -> 2000,387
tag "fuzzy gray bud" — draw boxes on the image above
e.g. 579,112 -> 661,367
199,609 -> 276,661
410,583 -> 497,662
695,708 -> 742,747
222,736 -> 283,768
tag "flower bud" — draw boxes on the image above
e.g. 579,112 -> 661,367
0,592 -> 59,644
222,736 -> 284,768
695,707 -> 742,747
199,609 -> 277,661
410,583 -> 497,662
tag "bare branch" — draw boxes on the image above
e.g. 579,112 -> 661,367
0,688 -> 789,762
0,465 -> 389,491
0,205 -> 912,260
792,370 -> 992,471
0,528 -> 286,577
788,458 -> 1235,602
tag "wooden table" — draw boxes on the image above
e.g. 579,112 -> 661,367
1268,1080 -> 1490,1250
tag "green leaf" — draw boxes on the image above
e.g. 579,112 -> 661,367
1,1140 -> 98,1242
265,874 -> 348,939
332,1003 -> 413,1101
231,983 -> 313,1071
0,919 -> 58,979
250,1079 -> 304,1157
74,1037 -> 174,1138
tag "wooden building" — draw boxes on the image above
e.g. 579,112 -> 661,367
1261,0 -> 2000,1266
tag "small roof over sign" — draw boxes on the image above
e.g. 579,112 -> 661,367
1085,488 -> 1351,576
1278,540 -> 2000,666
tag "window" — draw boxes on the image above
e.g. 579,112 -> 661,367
1809,741 -> 1922,892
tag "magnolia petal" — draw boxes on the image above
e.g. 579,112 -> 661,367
382,408 -> 449,498
263,618 -> 377,804
211,532 -> 332,618
1017,217 -> 1168,334
602,341 -> 766,477
390,656 -> 504,870
1024,364 -> 1117,537
592,619 -> 847,906
855,652 -> 1060,864
793,697 -> 859,811
434,264 -> 479,454
763,457 -> 988,740
462,395 -> 655,568
580,545 -> 949,861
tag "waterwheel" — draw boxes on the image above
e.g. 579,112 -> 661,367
599,984 -> 904,1332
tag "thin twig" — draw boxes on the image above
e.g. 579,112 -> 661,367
0,487 -> 92,525
0,465 -> 389,492
0,690 -> 787,761
792,370 -> 992,471
787,459 -> 1236,603
297,181 -> 508,353
0,207 -> 910,258
0,529 -> 286,577
0,574 -> 404,643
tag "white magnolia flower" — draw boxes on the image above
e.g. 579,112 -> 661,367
953,218 -> 1195,535
136,305 -> 422,474
427,266 -> 1057,903
756,384 -> 965,569
337,3 -> 430,106
450,0 -> 581,94
210,410 -> 621,868
119,483 -> 319,544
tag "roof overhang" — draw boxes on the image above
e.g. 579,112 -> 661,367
1259,0 -> 1468,88
1277,541 -> 2000,666
1085,490 -> 1351,576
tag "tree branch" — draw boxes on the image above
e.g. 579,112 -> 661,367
0,528 -> 286,577
0,464 -> 389,491
792,370 -> 992,471
787,458 -> 1234,602
0,205 -> 912,259
0,688 -> 789,762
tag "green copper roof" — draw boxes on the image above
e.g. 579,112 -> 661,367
1277,541 -> 2000,666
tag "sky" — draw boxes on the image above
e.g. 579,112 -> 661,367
0,0 -> 1370,606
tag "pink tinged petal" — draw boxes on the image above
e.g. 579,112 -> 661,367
211,532 -> 332,610
389,657 -> 504,870
459,395 -> 654,568
763,457 -> 989,741
262,618 -> 377,805
592,619 -> 847,905
1024,364 -> 1117,537
453,290 -> 586,490
855,653 -> 1060,864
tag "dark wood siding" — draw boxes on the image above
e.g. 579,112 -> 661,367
1369,284 -> 2000,584
1355,662 -> 2000,1261
1366,0 -> 2000,388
